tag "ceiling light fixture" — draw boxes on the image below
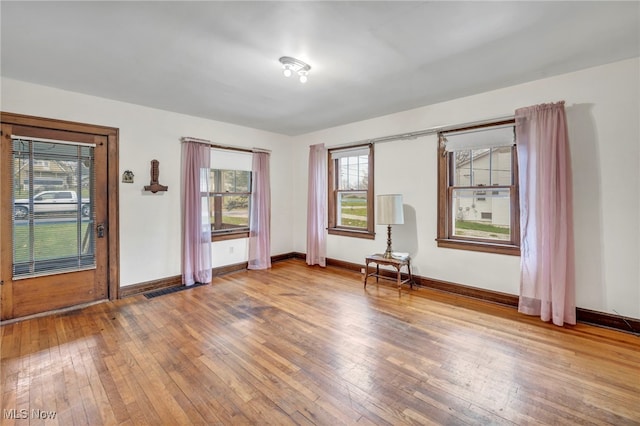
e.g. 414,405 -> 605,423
279,56 -> 311,83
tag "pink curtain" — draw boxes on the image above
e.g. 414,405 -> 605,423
306,143 -> 327,267
182,141 -> 212,285
248,151 -> 271,270
516,101 -> 576,326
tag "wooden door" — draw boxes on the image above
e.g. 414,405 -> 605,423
1,114 -> 118,320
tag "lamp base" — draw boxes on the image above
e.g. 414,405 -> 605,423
383,224 -> 393,258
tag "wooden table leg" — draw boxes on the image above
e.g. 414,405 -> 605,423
408,263 -> 413,289
364,261 -> 369,288
397,266 -> 402,295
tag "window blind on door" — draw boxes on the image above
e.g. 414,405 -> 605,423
11,137 -> 96,278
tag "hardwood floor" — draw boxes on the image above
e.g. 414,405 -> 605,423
1,259 -> 639,425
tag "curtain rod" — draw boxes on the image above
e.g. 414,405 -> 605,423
326,114 -> 514,149
181,137 -> 271,154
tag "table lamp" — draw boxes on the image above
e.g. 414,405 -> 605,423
376,194 -> 404,258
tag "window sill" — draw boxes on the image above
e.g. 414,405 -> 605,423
212,231 -> 250,242
328,228 -> 375,240
436,238 -> 520,256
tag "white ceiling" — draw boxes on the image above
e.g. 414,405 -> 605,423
1,1 -> 638,136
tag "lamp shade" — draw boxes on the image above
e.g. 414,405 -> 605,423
376,194 -> 404,225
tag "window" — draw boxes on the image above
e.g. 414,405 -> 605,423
54,191 -> 73,199
328,144 -> 374,239
209,169 -> 251,239
437,121 -> 520,255
209,149 -> 253,241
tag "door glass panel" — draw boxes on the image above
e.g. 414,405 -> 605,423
12,138 -> 95,278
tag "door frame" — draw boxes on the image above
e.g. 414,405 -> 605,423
1,112 -> 119,320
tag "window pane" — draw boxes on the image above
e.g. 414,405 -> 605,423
213,169 -> 251,193
212,195 -> 249,232
338,155 -> 368,190
209,169 -> 217,192
453,150 -> 471,186
451,188 -> 510,241
491,146 -> 512,185
221,170 -> 235,192
454,148 -> 508,187
234,170 -> 251,193
223,194 -> 249,227
208,196 -> 217,225
471,148 -> 491,186
337,192 -> 367,228
339,160 -> 348,188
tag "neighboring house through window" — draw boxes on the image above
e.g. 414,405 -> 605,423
328,144 -> 375,239
437,121 -> 520,255
209,149 -> 252,241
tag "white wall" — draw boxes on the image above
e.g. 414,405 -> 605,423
292,58 -> 640,319
1,78 -> 293,287
2,58 -> 638,319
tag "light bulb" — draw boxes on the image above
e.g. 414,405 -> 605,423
299,71 -> 308,83
283,65 -> 292,77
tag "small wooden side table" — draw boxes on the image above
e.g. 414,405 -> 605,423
364,254 -> 413,295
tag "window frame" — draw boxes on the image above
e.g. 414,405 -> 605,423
437,120 -> 520,255
328,144 -> 375,240
209,168 -> 251,242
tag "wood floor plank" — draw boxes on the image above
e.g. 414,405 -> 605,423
1,259 -> 639,425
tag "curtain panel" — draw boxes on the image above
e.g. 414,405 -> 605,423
248,151 -> 271,270
306,143 -> 327,267
182,141 -> 212,285
516,101 -> 576,326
